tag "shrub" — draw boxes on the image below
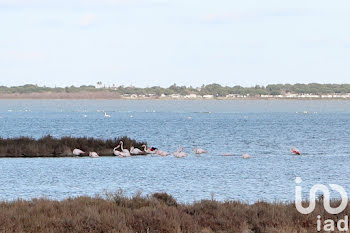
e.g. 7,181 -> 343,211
0,135 -> 146,157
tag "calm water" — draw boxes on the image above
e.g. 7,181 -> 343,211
0,100 -> 350,203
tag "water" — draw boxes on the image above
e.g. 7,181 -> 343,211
0,100 -> 350,203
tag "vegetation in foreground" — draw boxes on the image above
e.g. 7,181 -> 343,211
0,192 -> 346,233
0,135 -> 146,157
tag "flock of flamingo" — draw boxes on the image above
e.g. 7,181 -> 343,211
72,141 -> 302,159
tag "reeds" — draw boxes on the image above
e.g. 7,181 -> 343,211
0,135 -> 146,157
0,192 -> 346,233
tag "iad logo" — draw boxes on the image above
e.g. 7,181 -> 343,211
295,177 -> 349,232
295,177 -> 348,214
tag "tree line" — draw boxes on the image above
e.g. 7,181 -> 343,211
1,83 -> 350,96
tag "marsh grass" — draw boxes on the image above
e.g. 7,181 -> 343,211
0,192 -> 348,233
0,135 -> 146,157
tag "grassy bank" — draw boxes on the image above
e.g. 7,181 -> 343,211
0,135 -> 146,157
0,192 -> 346,233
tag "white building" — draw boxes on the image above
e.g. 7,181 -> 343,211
184,94 -> 197,99
203,95 -> 214,99
170,94 -> 181,99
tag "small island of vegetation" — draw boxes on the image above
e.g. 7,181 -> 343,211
0,135 -> 146,157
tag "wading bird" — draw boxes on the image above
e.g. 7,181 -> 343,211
113,144 -> 130,157
73,148 -> 85,156
119,141 -> 131,156
222,153 -> 233,156
142,145 -> 157,154
193,148 -> 207,155
291,147 -> 301,155
174,147 -> 188,158
113,145 -> 121,156
156,149 -> 170,156
130,146 -> 143,155
89,152 -> 100,158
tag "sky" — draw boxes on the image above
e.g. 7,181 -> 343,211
0,0 -> 349,88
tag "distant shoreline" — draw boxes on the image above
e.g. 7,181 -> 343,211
0,92 -> 350,100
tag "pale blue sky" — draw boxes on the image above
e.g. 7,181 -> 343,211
0,0 -> 349,87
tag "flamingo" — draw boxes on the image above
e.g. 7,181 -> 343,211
89,152 -> 100,158
113,145 -> 121,156
113,145 -> 130,157
193,148 -> 207,155
291,147 -> 301,155
156,149 -> 170,156
173,147 -> 188,158
222,153 -> 233,156
104,112 -> 111,118
242,153 -> 251,159
73,148 -> 85,156
130,146 -> 143,155
142,145 -> 157,154
119,141 -> 131,157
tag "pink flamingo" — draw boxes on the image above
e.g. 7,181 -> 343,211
113,144 -> 130,157
73,148 -> 85,156
119,141 -> 130,156
173,147 -> 188,158
89,152 -> 100,158
142,145 -> 157,154
242,153 -> 251,159
222,153 -> 233,156
156,149 -> 170,156
193,148 -> 208,155
130,146 -> 143,155
290,147 -> 301,155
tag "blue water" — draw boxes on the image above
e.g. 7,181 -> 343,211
0,100 -> 350,203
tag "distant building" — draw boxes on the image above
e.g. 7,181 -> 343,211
203,95 -> 214,99
261,95 -> 274,98
184,94 -> 197,99
170,94 -> 181,99
226,94 -> 246,98
96,82 -> 103,88
285,93 -> 298,98
334,93 -> 350,98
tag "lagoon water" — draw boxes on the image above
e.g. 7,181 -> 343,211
1,99 -> 350,203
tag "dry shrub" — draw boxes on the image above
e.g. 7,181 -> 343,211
1,192 -> 346,233
0,135 -> 146,157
